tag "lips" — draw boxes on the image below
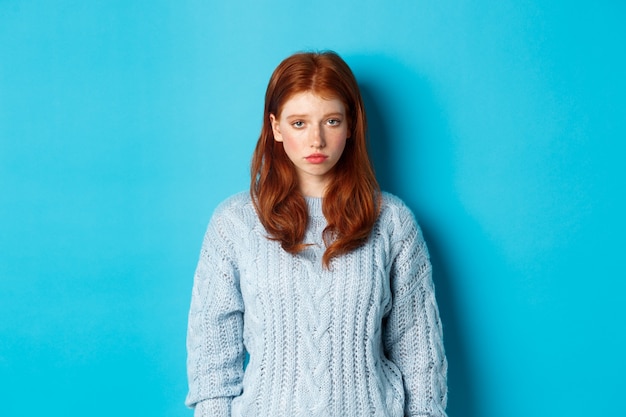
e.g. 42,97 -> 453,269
305,153 -> 328,164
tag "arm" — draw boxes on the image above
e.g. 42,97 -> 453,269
383,208 -> 448,417
185,209 -> 245,417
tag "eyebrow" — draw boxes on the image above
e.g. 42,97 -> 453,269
284,112 -> 345,119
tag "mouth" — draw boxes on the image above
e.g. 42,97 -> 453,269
305,153 -> 328,164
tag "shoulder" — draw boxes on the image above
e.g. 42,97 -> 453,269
378,193 -> 431,295
201,192 -> 257,261
378,191 -> 419,231
207,191 -> 257,236
212,191 -> 254,218
377,192 -> 428,253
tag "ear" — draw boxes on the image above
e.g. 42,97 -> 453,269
270,114 -> 283,142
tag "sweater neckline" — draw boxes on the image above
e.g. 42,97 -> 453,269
304,196 -> 324,218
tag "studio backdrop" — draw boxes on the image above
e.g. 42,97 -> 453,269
1,1 -> 624,416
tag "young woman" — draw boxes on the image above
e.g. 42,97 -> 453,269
186,51 -> 448,417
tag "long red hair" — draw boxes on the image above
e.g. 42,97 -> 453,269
250,51 -> 380,268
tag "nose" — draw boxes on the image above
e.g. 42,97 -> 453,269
311,125 -> 325,149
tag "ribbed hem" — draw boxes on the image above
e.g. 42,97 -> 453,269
192,397 -> 231,417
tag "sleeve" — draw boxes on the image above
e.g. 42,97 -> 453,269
185,207 -> 245,417
382,206 -> 448,417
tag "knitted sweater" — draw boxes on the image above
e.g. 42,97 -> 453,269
185,192 -> 448,417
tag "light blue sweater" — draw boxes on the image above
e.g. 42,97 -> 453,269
186,192 -> 448,416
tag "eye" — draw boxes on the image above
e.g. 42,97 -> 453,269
327,119 -> 342,126
291,120 -> 305,128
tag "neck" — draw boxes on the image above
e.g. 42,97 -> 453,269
298,177 -> 329,198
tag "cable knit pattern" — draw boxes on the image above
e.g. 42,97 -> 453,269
186,192 -> 448,417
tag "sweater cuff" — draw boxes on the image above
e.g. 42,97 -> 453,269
193,397 -> 232,417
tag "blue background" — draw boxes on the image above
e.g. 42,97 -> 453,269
1,1 -> 624,416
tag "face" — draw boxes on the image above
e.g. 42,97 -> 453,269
270,91 -> 350,197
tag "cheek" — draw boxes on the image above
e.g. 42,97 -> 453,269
279,135 -> 301,162
338,139 -> 348,156
332,130 -> 349,151
280,134 -> 298,152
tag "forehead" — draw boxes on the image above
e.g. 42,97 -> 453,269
279,91 -> 346,116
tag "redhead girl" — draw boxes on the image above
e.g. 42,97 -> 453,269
186,51 -> 448,417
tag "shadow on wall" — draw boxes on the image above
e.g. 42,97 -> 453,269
351,53 -> 479,417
